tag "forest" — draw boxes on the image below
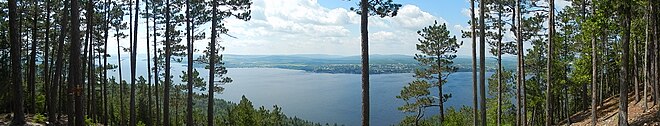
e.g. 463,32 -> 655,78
1,0 -> 660,126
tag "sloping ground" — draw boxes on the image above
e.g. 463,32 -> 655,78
563,92 -> 660,126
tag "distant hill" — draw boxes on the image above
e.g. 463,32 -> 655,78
216,54 -> 517,74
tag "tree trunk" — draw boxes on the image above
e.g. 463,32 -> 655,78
51,2 -> 68,124
69,0 -> 83,123
116,23 -> 125,126
644,0 -> 650,111
130,0 -> 140,124
103,0 -> 110,123
28,0 -> 39,114
9,0 -> 25,123
517,0 -> 526,124
86,0 -> 95,120
360,0 -> 370,125
634,38 -> 639,104
208,0 -> 218,125
471,0 -> 478,125
186,0 -> 194,124
619,0 -> 631,125
497,3 -> 503,125
591,11 -> 598,126
479,0 -> 487,125
145,0 -> 153,124
164,0 -> 172,124
547,0 -> 555,125
152,0 -> 160,123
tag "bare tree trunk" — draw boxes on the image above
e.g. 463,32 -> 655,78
471,0 -> 479,125
546,0 -> 555,125
479,0 -> 487,125
51,3 -> 68,124
28,0 -> 39,114
130,0 -> 140,124
152,0 -> 160,123
145,0 -> 153,124
360,0 -> 370,125
185,0 -> 194,124
644,0 -> 650,111
103,0 -> 110,124
497,3 -> 503,125
517,0 -> 527,124
116,24 -> 125,126
69,0 -> 83,123
9,0 -> 25,123
164,0 -> 172,124
592,9 -> 598,125
208,0 -> 218,125
619,0 -> 631,125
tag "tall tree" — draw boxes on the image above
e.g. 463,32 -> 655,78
496,2 -> 503,125
69,0 -> 83,123
85,0 -> 95,120
8,0 -> 25,123
43,0 -> 52,122
130,0 -> 140,124
27,0 -> 39,114
515,0 -> 526,125
103,0 -> 111,124
619,0 -> 630,125
396,21 -> 461,125
185,0 -> 193,124
479,0 -> 487,125
49,2 -> 69,124
592,0 -> 598,125
471,0 -> 479,125
206,0 -> 251,125
110,2 -> 128,124
164,0 -> 171,124
349,1 -> 401,125
546,0 -> 555,125
643,2 -> 653,112
143,0 -> 153,124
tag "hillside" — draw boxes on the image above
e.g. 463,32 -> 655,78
562,92 -> 660,126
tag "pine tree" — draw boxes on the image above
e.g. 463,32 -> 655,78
396,21 -> 461,125
130,0 -> 140,123
471,0 -> 478,125
478,0 -> 486,125
8,0 -> 25,123
349,1 -> 401,125
27,0 -> 39,114
69,0 -> 83,123
619,0 -> 631,125
546,0 -> 555,125
204,0 -> 251,125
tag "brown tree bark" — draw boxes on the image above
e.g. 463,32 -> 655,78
547,0 -> 555,125
9,0 -> 26,123
360,0 -> 370,125
471,0 -> 479,125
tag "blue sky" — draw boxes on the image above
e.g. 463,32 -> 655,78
111,0 -> 571,57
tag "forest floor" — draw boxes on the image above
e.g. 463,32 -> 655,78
564,91 -> 660,126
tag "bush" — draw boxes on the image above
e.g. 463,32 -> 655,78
33,113 -> 46,124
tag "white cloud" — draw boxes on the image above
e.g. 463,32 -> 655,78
108,0 -> 458,56
216,0 -> 454,55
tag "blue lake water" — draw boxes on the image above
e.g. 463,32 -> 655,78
107,56 -> 492,126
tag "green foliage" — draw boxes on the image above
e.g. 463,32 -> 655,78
486,70 -> 516,126
33,113 -> 46,124
84,115 -> 94,126
398,21 -> 462,125
441,106 -> 474,126
349,0 -> 402,18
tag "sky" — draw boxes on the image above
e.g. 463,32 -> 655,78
109,0 -> 572,57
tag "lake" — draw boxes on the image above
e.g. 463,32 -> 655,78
107,56 -> 492,126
